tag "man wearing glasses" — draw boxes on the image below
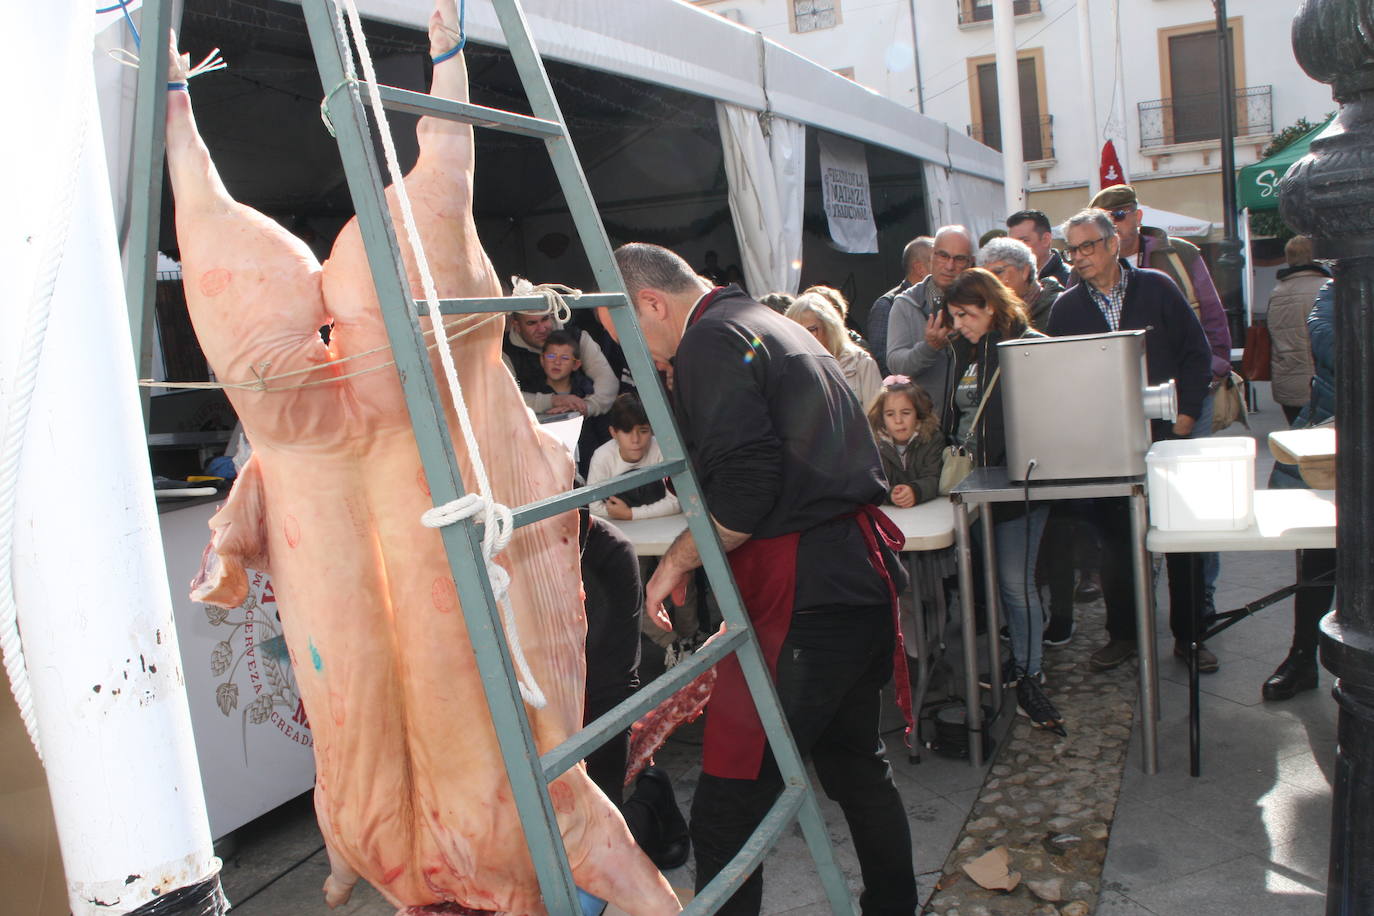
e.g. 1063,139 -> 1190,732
1047,208 -> 1216,675
502,308 -> 620,418
1091,184 -> 1233,419
1093,184 -> 1233,634
885,225 -> 976,411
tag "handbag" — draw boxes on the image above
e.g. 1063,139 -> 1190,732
1211,370 -> 1249,433
938,366 -> 1001,496
1241,323 -> 1272,381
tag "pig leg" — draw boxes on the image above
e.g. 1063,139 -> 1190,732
318,799 -> 363,909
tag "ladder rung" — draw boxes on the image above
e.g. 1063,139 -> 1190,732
511,460 -> 687,528
429,292 -> 626,315
540,628 -> 746,781
682,786 -> 809,916
372,83 -> 564,138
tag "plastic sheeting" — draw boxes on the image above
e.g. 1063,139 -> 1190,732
922,153 -> 1006,239
716,103 -> 804,297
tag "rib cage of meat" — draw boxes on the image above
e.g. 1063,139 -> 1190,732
166,9 -> 680,914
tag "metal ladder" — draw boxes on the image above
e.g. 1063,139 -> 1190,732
288,2 -> 857,913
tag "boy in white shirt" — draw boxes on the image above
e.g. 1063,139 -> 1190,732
587,394 -> 680,520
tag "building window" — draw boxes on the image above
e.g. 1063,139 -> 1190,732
966,49 -> 1053,161
792,0 -> 839,33
1153,18 -> 1246,145
958,0 -> 1040,26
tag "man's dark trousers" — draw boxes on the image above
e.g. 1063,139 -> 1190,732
1093,498 -> 1204,644
690,603 -> 917,916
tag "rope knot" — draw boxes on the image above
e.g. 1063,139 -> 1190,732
510,277 -> 580,325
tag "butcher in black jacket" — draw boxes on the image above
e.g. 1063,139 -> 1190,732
1047,208 -> 1217,674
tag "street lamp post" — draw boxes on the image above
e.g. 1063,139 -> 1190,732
1280,1 -> 1374,913
1213,0 -> 1245,346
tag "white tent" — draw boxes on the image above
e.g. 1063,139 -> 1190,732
1052,205 -> 1213,240
96,0 -> 1006,300
1136,205 -> 1213,239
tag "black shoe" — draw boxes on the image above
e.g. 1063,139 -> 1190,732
1043,617 -> 1075,647
979,657 -> 1042,690
1016,677 -> 1067,736
1262,648 -> 1319,701
1073,573 -> 1102,603
627,766 -> 690,870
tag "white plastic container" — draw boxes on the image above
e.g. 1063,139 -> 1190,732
1146,437 -> 1256,531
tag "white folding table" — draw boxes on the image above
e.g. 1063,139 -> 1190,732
1147,488 -> 1337,775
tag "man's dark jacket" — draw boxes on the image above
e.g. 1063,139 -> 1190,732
1047,258 -> 1211,438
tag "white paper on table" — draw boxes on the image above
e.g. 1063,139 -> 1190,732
540,413 -> 584,461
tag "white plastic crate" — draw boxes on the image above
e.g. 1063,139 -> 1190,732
1146,437 -> 1256,531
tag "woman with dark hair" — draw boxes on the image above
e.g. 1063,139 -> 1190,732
942,268 -> 1065,735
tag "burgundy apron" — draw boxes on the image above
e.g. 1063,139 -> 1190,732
702,507 -> 914,779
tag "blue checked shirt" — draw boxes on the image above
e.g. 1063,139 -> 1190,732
1086,268 -> 1128,331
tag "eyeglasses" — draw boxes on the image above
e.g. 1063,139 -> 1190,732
1109,207 -> 1136,223
543,353 -> 575,363
933,249 -> 973,267
1062,236 -> 1112,262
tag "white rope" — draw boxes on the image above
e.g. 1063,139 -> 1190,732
509,276 -> 578,325
336,0 -> 545,709
1,64 -> 95,762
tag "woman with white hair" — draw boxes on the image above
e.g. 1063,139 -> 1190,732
785,292 -> 882,410
977,236 -> 1064,331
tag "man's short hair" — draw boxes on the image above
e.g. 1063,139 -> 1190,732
608,392 -> 650,432
542,328 -> 580,358
614,243 -> 701,306
977,237 -> 1035,272
1006,209 -> 1052,235
934,225 -> 975,250
758,292 -> 795,313
1285,234 -> 1315,267
902,236 -> 934,272
1060,208 -> 1115,241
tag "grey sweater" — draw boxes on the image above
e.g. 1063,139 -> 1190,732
884,275 -> 954,414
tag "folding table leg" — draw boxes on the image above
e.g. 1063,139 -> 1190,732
1129,487 -> 1159,775
953,499 -> 984,767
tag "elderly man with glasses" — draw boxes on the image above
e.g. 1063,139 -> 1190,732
886,224 -> 976,412
1048,208 -> 1216,675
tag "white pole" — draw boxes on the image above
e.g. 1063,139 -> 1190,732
993,0 -> 1025,215
1077,0 -> 1102,196
1,4 -> 221,914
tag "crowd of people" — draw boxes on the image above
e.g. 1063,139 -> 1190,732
490,183 -> 1333,915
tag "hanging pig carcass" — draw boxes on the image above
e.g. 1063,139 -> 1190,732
168,5 -> 681,913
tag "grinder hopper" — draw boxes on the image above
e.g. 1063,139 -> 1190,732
997,330 -> 1177,481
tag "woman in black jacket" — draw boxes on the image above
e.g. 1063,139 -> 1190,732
941,268 -> 1064,735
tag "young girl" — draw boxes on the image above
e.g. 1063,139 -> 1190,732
867,376 -> 943,508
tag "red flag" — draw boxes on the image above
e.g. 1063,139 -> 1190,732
1100,140 -> 1127,188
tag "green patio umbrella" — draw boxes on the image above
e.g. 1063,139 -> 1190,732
1237,117 -> 1333,211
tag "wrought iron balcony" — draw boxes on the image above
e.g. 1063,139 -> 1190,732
968,115 -> 1054,162
957,0 -> 1040,26
1138,85 -> 1273,148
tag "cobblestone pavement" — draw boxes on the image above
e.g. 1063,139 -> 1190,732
923,602 -> 1139,916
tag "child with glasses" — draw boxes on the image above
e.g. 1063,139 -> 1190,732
537,329 -> 595,411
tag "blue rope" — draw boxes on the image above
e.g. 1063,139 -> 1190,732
431,0 -> 466,65
109,0 -> 141,50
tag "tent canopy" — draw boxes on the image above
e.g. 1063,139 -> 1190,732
1237,117 -> 1333,212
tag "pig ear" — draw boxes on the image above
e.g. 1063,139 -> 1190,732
190,454 -> 268,607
